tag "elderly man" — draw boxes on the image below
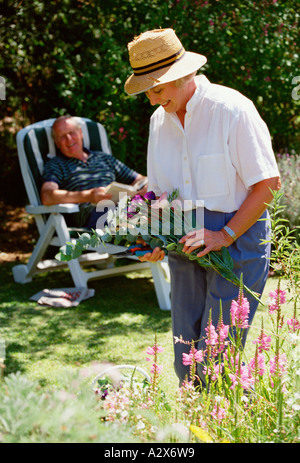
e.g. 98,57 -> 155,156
41,115 -> 147,228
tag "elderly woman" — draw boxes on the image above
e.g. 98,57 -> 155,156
124,29 -> 280,387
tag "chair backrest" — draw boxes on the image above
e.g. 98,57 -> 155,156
16,117 -> 112,207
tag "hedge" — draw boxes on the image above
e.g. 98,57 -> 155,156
0,0 -> 299,203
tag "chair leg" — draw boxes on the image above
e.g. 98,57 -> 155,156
12,213 -> 58,283
149,262 -> 171,311
53,214 -> 89,288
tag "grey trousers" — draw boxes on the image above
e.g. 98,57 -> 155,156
168,208 -> 271,387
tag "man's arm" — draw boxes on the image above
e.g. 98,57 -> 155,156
41,181 -> 112,205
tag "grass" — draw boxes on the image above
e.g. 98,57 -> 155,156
0,262 -> 174,388
0,259 -> 295,399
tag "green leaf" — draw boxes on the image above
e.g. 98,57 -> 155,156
65,243 -> 74,256
90,234 -> 101,248
55,251 -> 71,262
101,232 -> 113,243
126,233 -> 137,243
176,242 -> 185,253
221,247 -> 234,270
150,238 -> 164,249
166,242 -> 177,251
72,247 -> 84,259
78,233 -> 92,246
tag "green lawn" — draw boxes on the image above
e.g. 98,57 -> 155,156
0,260 -> 295,397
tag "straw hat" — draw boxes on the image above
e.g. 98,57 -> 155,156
125,28 -> 207,95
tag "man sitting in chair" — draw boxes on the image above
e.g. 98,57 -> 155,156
41,115 -> 148,229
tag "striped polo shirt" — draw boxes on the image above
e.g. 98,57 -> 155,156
42,148 -> 138,190
42,148 -> 138,227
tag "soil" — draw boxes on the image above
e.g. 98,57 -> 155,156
0,201 -> 38,264
0,116 -> 40,264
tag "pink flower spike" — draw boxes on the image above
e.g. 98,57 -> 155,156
182,347 -> 203,366
248,353 -> 266,378
287,318 -> 300,332
146,347 -> 155,356
268,289 -> 286,314
205,321 -> 218,346
230,297 -> 250,329
253,332 -> 272,353
194,349 -> 204,363
269,353 -> 287,377
150,363 -> 163,375
182,353 -> 193,366
146,345 -> 164,356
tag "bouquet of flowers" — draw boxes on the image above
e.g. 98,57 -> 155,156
56,190 -> 261,302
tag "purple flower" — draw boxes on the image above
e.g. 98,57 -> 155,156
127,195 -> 145,218
131,194 -> 144,202
144,191 -> 156,201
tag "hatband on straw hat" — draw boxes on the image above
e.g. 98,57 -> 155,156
125,28 -> 207,95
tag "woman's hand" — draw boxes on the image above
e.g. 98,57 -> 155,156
179,228 -> 233,257
136,238 -> 165,262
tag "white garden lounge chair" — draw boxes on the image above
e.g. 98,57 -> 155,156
12,117 -> 171,310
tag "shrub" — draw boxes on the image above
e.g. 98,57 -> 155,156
0,371 -> 138,443
275,152 -> 300,242
1,1 -> 299,177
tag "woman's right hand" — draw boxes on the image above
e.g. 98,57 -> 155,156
136,239 -> 165,262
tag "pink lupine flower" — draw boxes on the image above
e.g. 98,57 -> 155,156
268,289 -> 286,314
203,362 -> 223,381
224,350 -> 254,390
146,344 -> 164,361
146,345 -> 164,356
217,321 -> 230,353
230,296 -> 250,328
211,398 -> 229,424
182,347 -> 204,366
248,352 -> 266,378
287,318 -> 300,332
146,340 -> 164,388
150,363 -> 163,375
218,321 -> 229,342
205,318 -> 229,356
253,331 -> 272,353
229,365 -> 254,390
205,321 -> 218,346
269,353 -> 287,378
224,348 -> 240,370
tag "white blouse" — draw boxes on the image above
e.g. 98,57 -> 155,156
147,75 -> 280,213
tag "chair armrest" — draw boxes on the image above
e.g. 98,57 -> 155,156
25,204 -> 80,214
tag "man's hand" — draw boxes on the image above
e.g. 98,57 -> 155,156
88,187 -> 112,204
